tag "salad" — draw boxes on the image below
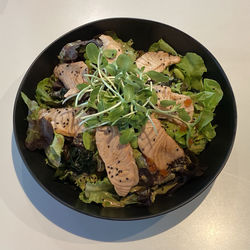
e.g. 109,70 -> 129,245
21,32 -> 223,207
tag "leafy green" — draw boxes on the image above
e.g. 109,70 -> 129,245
189,133 -> 208,154
77,83 -> 89,91
196,109 -> 214,131
160,100 -> 176,107
103,49 -> 117,59
79,177 -> 138,207
147,71 -> 169,82
171,82 -> 183,94
176,52 -> 207,90
149,38 -> 177,55
116,54 -> 134,72
86,43 -> 99,64
119,128 -> 136,144
203,78 -> 223,110
133,149 -> 147,168
123,84 -> 135,102
35,77 -> 62,107
177,108 -> 191,122
82,131 -> 95,151
173,68 -> 184,80
45,133 -> 64,168
105,63 -> 117,76
21,92 -> 40,118
21,92 -> 54,150
201,123 -> 216,141
151,182 -> 178,203
161,120 -> 187,147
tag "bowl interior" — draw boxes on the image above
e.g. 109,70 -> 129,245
13,18 -> 237,220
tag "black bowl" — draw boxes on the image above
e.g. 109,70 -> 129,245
13,18 -> 237,220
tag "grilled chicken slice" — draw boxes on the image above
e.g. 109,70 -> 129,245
138,118 -> 185,171
136,51 -> 180,72
154,85 -> 194,121
39,108 -> 84,137
95,126 -> 139,196
54,61 -> 88,98
99,35 -> 123,63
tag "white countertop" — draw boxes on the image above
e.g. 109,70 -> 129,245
1,0 -> 250,249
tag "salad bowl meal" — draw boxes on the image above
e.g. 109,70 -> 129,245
13,18 -> 236,220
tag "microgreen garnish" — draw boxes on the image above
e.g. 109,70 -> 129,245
65,43 -> 194,144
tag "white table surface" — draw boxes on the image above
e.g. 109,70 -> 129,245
1,0 -> 250,249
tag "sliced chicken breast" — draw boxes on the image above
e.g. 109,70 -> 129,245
138,118 -> 185,171
39,107 -> 84,137
54,61 -> 88,98
154,85 -> 194,121
95,126 -> 139,196
99,35 -> 123,63
136,51 -> 180,72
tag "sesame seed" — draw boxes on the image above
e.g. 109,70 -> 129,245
111,175 -> 113,178
108,145 -> 110,148
66,64 -> 69,67
117,160 -> 120,164
119,180 -> 122,182
126,177 -> 129,180
153,138 -> 156,142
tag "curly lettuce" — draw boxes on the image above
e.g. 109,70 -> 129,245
21,92 -> 53,150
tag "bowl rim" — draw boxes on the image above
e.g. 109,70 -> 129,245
13,17 -> 237,220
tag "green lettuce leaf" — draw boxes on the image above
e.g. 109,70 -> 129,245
149,38 -> 177,55
151,182 -> 178,203
82,131 -> 95,151
161,120 -> 187,147
21,92 -> 54,150
188,133 -> 208,154
176,52 -> 207,90
203,78 -> 223,111
35,77 -> 62,107
79,177 -> 139,207
45,133 -> 64,168
201,123 -> 216,141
